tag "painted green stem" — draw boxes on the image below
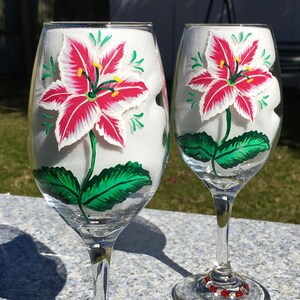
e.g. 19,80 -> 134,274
94,80 -> 118,94
212,159 -> 218,177
212,108 -> 232,176
83,131 -> 97,188
220,108 -> 232,145
78,130 -> 97,223
94,66 -> 100,93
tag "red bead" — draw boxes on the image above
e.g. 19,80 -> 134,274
221,290 -> 230,297
244,283 -> 249,290
209,285 -> 217,292
236,291 -> 244,297
204,276 -> 210,283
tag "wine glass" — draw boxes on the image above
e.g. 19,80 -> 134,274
27,22 -> 169,299
171,24 -> 282,299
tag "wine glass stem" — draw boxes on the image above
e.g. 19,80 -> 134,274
88,243 -> 113,300
211,194 -> 234,283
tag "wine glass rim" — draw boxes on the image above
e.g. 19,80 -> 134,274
184,23 -> 271,28
43,21 -> 153,30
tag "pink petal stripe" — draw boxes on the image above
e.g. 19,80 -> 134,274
40,81 -> 70,110
235,68 -> 273,95
239,40 -> 259,66
96,113 -> 125,147
187,69 -> 215,91
56,95 -> 100,149
200,80 -> 235,121
97,79 -> 149,112
207,33 -> 235,80
234,92 -> 256,122
100,42 -> 125,75
59,36 -> 95,94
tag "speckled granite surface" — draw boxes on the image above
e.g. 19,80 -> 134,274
0,193 -> 299,299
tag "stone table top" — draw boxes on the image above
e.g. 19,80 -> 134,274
0,193 -> 299,299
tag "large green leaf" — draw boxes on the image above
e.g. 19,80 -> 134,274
33,167 -> 80,205
81,161 -> 152,211
215,131 -> 270,169
176,132 -> 217,162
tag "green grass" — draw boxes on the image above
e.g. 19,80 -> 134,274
0,111 -> 38,196
0,110 -> 299,224
150,137 -> 300,224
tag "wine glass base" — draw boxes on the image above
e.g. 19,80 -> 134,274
172,274 -> 270,300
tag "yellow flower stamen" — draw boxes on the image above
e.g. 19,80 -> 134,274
113,76 -> 123,83
246,66 -> 253,71
77,68 -> 83,77
247,78 -> 254,83
111,91 -> 119,97
219,60 -> 225,69
92,62 -> 103,70
234,56 -> 241,62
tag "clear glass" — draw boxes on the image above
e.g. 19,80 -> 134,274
171,24 -> 282,299
28,21 -> 169,299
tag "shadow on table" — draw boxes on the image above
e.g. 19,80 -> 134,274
115,216 -> 192,278
0,225 -> 67,300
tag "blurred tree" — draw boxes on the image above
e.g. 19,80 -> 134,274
0,0 -> 38,77
54,0 -> 110,21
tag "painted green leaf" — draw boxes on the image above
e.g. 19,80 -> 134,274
43,63 -> 51,70
42,73 -> 52,80
176,132 -> 217,162
97,30 -> 101,44
81,161 -> 152,211
215,131 -> 270,169
33,167 -> 80,205
134,66 -> 144,72
136,58 -> 145,64
89,32 -> 97,45
50,56 -> 56,73
130,50 -> 137,62
100,34 -> 112,47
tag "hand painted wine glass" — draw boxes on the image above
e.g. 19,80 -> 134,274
172,24 -> 282,299
28,22 -> 169,299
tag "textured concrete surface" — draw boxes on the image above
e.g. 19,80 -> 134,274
0,193 -> 299,299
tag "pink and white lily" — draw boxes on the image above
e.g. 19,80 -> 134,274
188,32 -> 273,122
40,36 -> 149,150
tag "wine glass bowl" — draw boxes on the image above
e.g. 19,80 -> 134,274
172,24 -> 282,299
28,22 -> 169,299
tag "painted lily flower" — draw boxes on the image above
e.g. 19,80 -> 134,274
40,36 -> 149,150
188,32 -> 273,122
